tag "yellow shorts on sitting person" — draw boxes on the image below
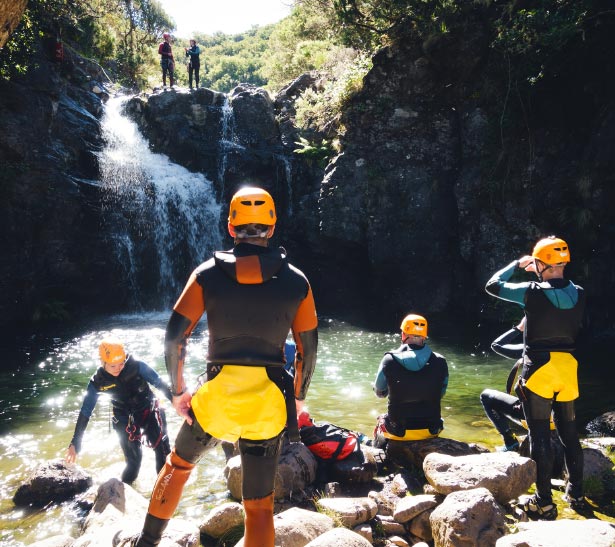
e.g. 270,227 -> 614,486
383,428 -> 439,441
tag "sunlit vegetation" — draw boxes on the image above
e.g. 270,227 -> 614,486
0,0 -> 173,87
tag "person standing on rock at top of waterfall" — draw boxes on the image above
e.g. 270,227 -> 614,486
125,187 -> 318,547
65,338 -> 172,484
184,38 -> 201,90
158,32 -> 174,88
372,314 -> 449,449
485,235 -> 586,520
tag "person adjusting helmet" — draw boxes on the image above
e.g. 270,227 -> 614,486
400,314 -> 428,338
130,186 -> 318,547
485,235 -> 586,520
98,338 -> 127,365
228,186 -> 277,239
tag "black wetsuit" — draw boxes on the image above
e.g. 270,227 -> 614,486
135,243 -> 318,547
185,44 -> 201,88
485,260 -> 586,502
374,343 -> 448,436
70,356 -> 172,483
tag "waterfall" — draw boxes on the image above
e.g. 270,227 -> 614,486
98,96 -> 223,308
217,96 -> 245,196
280,155 -> 293,216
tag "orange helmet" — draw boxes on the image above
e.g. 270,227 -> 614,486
400,314 -> 428,337
228,187 -> 277,227
99,338 -> 127,365
532,236 -> 570,265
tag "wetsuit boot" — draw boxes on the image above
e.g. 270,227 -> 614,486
134,514 -> 168,547
243,492 -> 275,547
134,448 -> 195,546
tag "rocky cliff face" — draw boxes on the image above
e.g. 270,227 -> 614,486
1,13 -> 613,339
319,11 -> 615,334
0,45 -> 119,329
118,16 -> 615,335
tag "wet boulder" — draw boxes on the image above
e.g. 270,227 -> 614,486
423,451 -> 535,505
235,507 -> 334,547
386,437 -> 489,469
199,502 -> 244,540
430,487 -> 507,547
315,496 -> 378,528
585,411 -> 615,437
329,446 -> 378,484
496,519 -> 615,547
13,459 -> 92,507
304,527 -> 373,547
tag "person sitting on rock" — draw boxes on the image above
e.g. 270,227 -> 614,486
373,313 -> 448,448
65,338 -> 172,483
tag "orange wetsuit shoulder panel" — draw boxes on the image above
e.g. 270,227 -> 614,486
173,272 -> 206,325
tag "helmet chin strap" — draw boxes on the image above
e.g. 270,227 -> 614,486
535,258 -> 551,282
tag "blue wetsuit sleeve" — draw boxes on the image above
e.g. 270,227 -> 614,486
70,382 -> 99,452
485,260 -> 529,307
137,361 -> 173,402
442,366 -> 449,398
79,382 -> 100,418
373,358 -> 388,398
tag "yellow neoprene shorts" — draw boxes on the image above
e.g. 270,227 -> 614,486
525,352 -> 579,402
191,365 -> 287,442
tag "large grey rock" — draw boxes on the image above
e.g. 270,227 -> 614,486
303,527 -> 373,547
495,518 -> 615,547
423,451 -> 535,504
386,437 -> 489,469
408,508 -> 434,542
78,478 -> 198,547
199,502 -> 244,539
430,487 -> 507,547
315,496 -> 378,527
234,507 -> 334,547
393,494 -> 439,523
585,412 -> 615,437
578,445 -> 615,495
13,460 -> 92,507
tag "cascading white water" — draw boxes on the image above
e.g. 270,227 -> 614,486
98,96 -> 223,306
279,154 -> 293,215
217,95 -> 245,196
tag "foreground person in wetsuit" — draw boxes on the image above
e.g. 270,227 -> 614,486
373,314 -> 448,447
65,338 -> 172,483
485,236 -> 586,520
131,187 -> 318,547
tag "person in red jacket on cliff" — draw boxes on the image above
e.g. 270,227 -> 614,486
158,32 -> 174,88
